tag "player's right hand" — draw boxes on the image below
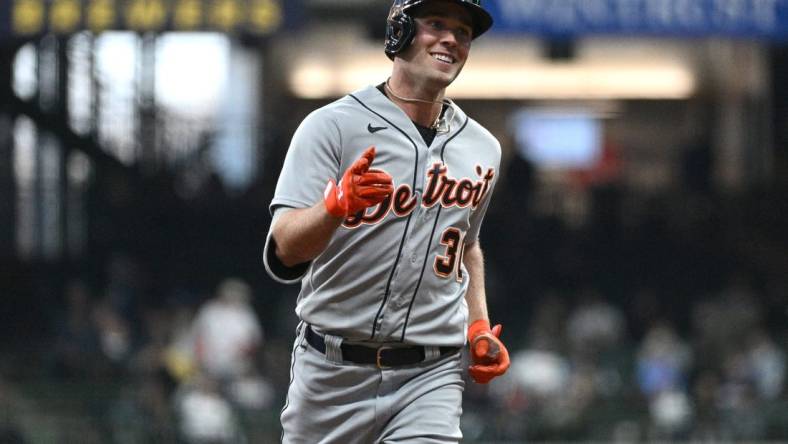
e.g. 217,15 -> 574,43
324,146 -> 394,218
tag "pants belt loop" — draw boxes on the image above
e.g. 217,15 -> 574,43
423,345 -> 440,361
296,321 -> 308,349
324,333 -> 344,363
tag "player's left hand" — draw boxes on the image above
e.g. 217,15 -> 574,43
467,319 -> 510,384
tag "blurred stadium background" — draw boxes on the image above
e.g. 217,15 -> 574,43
1,0 -> 788,442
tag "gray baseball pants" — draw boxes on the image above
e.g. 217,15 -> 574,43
280,324 -> 465,443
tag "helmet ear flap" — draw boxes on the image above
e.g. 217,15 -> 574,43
384,6 -> 417,60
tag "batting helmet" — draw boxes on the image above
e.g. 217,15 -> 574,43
384,0 -> 493,60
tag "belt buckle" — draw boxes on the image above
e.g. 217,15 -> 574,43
376,346 -> 393,368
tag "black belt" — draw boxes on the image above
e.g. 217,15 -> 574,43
305,326 -> 459,368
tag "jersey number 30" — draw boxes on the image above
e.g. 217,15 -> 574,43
434,228 -> 466,282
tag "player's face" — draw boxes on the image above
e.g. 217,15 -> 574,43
401,2 -> 474,88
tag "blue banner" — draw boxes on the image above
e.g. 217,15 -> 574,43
484,0 -> 788,39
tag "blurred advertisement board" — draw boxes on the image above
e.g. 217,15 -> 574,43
486,0 -> 788,39
0,0 -> 299,38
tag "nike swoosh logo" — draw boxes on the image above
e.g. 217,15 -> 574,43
367,123 -> 388,134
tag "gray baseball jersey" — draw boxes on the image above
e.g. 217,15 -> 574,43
264,84 -> 500,347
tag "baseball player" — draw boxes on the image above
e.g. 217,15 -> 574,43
264,0 -> 510,442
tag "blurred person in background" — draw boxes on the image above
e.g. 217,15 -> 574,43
51,279 -> 103,378
636,322 -> 693,439
566,288 -> 626,361
104,252 -> 146,331
192,278 -> 262,380
190,277 -> 272,411
636,322 -> 692,399
173,373 -> 245,444
745,328 -> 786,401
487,347 -> 572,440
692,272 -> 763,366
91,298 -> 133,372
162,293 -> 201,383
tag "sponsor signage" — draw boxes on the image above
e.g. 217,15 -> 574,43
485,0 -> 788,39
1,0 -> 293,38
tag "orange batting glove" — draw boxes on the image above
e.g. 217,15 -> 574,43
324,146 -> 394,218
467,319 -> 510,384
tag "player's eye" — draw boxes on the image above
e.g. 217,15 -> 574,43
456,27 -> 471,40
428,20 -> 445,31
417,17 -> 472,45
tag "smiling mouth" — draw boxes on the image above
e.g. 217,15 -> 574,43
431,53 -> 455,64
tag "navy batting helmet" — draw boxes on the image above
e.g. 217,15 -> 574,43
384,0 -> 493,60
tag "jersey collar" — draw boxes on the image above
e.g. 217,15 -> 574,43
352,84 -> 466,143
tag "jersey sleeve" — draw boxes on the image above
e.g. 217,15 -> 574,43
269,107 -> 343,214
264,108 -> 343,284
263,208 -> 310,283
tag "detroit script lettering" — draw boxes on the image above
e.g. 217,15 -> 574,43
343,162 -> 496,229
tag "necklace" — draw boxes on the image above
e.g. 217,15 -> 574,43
384,79 -> 456,133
